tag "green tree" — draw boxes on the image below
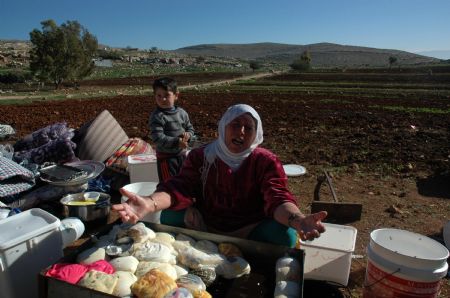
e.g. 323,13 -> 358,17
97,49 -> 122,60
196,56 -> 206,63
29,19 -> 98,89
290,50 -> 312,71
249,60 -> 261,72
388,56 -> 397,68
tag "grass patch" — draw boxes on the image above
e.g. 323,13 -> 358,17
87,65 -> 247,80
212,83 -> 450,97
370,105 -> 450,114
246,80 -> 450,91
0,87 -> 151,105
213,83 -> 450,101
248,78 -> 446,86
0,94 -> 68,105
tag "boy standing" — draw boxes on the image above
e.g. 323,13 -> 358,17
149,77 -> 195,181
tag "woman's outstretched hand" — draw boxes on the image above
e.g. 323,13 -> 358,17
293,211 -> 328,241
111,188 -> 151,224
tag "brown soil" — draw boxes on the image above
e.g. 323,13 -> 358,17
1,73 -> 449,297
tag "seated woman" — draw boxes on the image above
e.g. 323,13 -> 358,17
113,104 -> 327,247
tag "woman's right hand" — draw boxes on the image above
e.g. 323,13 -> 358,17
111,188 -> 153,224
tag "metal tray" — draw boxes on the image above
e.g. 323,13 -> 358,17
39,222 -> 305,298
39,164 -> 87,182
40,161 -> 105,186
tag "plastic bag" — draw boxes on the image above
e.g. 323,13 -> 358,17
0,144 -> 14,159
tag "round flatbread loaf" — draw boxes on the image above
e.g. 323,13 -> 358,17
132,269 -> 177,298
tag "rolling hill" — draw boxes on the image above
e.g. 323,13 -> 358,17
1,39 -> 441,68
173,42 -> 440,67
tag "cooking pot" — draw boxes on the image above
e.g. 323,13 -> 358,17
60,192 -> 110,222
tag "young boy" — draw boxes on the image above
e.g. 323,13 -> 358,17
149,77 -> 195,181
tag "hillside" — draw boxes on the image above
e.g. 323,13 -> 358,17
0,40 -> 441,69
173,42 -> 440,67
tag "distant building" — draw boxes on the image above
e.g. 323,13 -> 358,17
93,59 -> 113,67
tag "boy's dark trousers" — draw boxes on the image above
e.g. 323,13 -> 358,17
156,151 -> 186,182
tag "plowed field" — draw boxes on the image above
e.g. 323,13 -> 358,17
1,72 -> 449,297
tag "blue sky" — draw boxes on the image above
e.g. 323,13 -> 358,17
1,0 -> 450,58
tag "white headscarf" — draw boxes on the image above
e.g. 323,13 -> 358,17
204,104 -> 264,171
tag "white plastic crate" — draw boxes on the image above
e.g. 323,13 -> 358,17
300,223 -> 357,286
127,153 -> 158,183
0,208 -> 63,298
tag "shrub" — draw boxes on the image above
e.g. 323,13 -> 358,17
0,72 -> 32,84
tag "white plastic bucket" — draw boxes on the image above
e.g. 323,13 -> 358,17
363,228 -> 449,298
121,182 -> 161,223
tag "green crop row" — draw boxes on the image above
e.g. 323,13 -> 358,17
370,105 -> 450,114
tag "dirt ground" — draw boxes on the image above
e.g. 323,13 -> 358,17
1,73 -> 449,297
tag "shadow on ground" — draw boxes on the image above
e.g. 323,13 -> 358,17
304,280 -> 345,297
417,171 -> 450,199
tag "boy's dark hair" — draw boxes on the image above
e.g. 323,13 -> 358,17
152,77 -> 177,92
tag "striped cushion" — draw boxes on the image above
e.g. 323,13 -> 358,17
78,110 -> 129,162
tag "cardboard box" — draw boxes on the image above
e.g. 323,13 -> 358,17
127,154 -> 158,183
39,222 -> 305,298
1,209 -> 63,298
300,223 -> 357,286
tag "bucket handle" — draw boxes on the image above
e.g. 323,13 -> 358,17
363,268 -> 400,289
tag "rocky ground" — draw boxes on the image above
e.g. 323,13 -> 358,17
1,73 -> 449,297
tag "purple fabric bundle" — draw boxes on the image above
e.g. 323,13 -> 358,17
14,122 -> 71,151
14,138 -> 77,164
13,122 -> 77,165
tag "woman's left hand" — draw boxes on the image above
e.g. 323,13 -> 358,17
292,211 -> 328,241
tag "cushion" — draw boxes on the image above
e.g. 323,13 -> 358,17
105,137 -> 153,173
77,110 -> 128,162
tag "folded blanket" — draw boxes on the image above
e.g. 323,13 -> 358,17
0,156 -> 35,198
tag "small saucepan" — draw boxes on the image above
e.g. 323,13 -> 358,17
60,192 -> 110,222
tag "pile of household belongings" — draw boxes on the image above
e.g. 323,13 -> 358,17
0,110 -> 154,212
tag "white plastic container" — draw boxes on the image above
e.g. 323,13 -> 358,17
299,223 -> 357,286
121,181 -> 161,223
59,217 -> 85,248
0,208 -> 64,298
363,228 -> 449,298
127,153 -> 158,183
0,208 -> 9,219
